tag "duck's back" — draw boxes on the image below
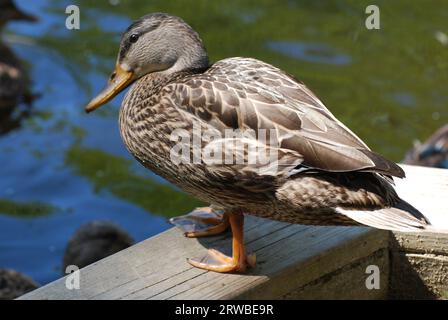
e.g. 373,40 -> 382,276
171,57 -> 404,178
160,57 -> 430,231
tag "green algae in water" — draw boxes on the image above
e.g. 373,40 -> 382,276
39,0 -> 447,162
0,199 -> 57,218
65,146 -> 203,218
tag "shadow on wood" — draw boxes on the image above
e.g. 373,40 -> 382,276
389,232 -> 448,299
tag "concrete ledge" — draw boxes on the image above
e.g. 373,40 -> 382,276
389,232 -> 448,299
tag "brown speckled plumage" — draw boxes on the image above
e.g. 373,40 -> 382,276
118,56 -> 428,229
92,13 -> 431,235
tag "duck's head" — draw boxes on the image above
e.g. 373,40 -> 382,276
85,13 -> 209,113
0,0 -> 37,27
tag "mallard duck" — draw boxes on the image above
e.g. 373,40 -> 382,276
0,0 -> 36,111
63,221 -> 134,270
403,124 -> 448,168
85,13 -> 431,273
0,268 -> 38,300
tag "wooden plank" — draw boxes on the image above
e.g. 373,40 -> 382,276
18,164 -> 448,300
19,220 -> 388,300
281,248 -> 389,299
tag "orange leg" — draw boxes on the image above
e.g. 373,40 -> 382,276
188,212 -> 256,273
170,207 -> 230,238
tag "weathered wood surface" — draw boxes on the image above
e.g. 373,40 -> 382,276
19,220 -> 389,300
19,164 -> 447,300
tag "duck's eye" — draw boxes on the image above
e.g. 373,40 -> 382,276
129,34 -> 139,43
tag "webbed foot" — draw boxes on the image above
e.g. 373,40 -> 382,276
187,212 -> 256,273
170,207 -> 230,238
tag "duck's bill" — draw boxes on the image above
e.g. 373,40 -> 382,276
85,65 -> 135,113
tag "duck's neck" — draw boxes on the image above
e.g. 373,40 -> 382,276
121,67 -> 207,115
118,67 -> 207,167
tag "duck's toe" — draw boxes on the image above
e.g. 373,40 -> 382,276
187,248 -> 256,273
169,207 -> 230,238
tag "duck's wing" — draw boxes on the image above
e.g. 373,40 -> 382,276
168,57 -> 404,178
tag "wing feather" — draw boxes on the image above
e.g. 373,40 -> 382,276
169,57 -> 404,178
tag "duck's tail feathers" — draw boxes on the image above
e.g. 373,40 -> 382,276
336,200 -> 433,233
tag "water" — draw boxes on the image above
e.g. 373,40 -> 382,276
0,0 -> 446,285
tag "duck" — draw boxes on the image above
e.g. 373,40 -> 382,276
0,268 -> 38,300
0,0 -> 36,112
63,221 -> 134,270
403,124 -> 448,168
85,13 -> 431,273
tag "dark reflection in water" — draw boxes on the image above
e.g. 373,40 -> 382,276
0,0 -> 446,285
0,0 -> 36,135
0,107 -> 30,135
